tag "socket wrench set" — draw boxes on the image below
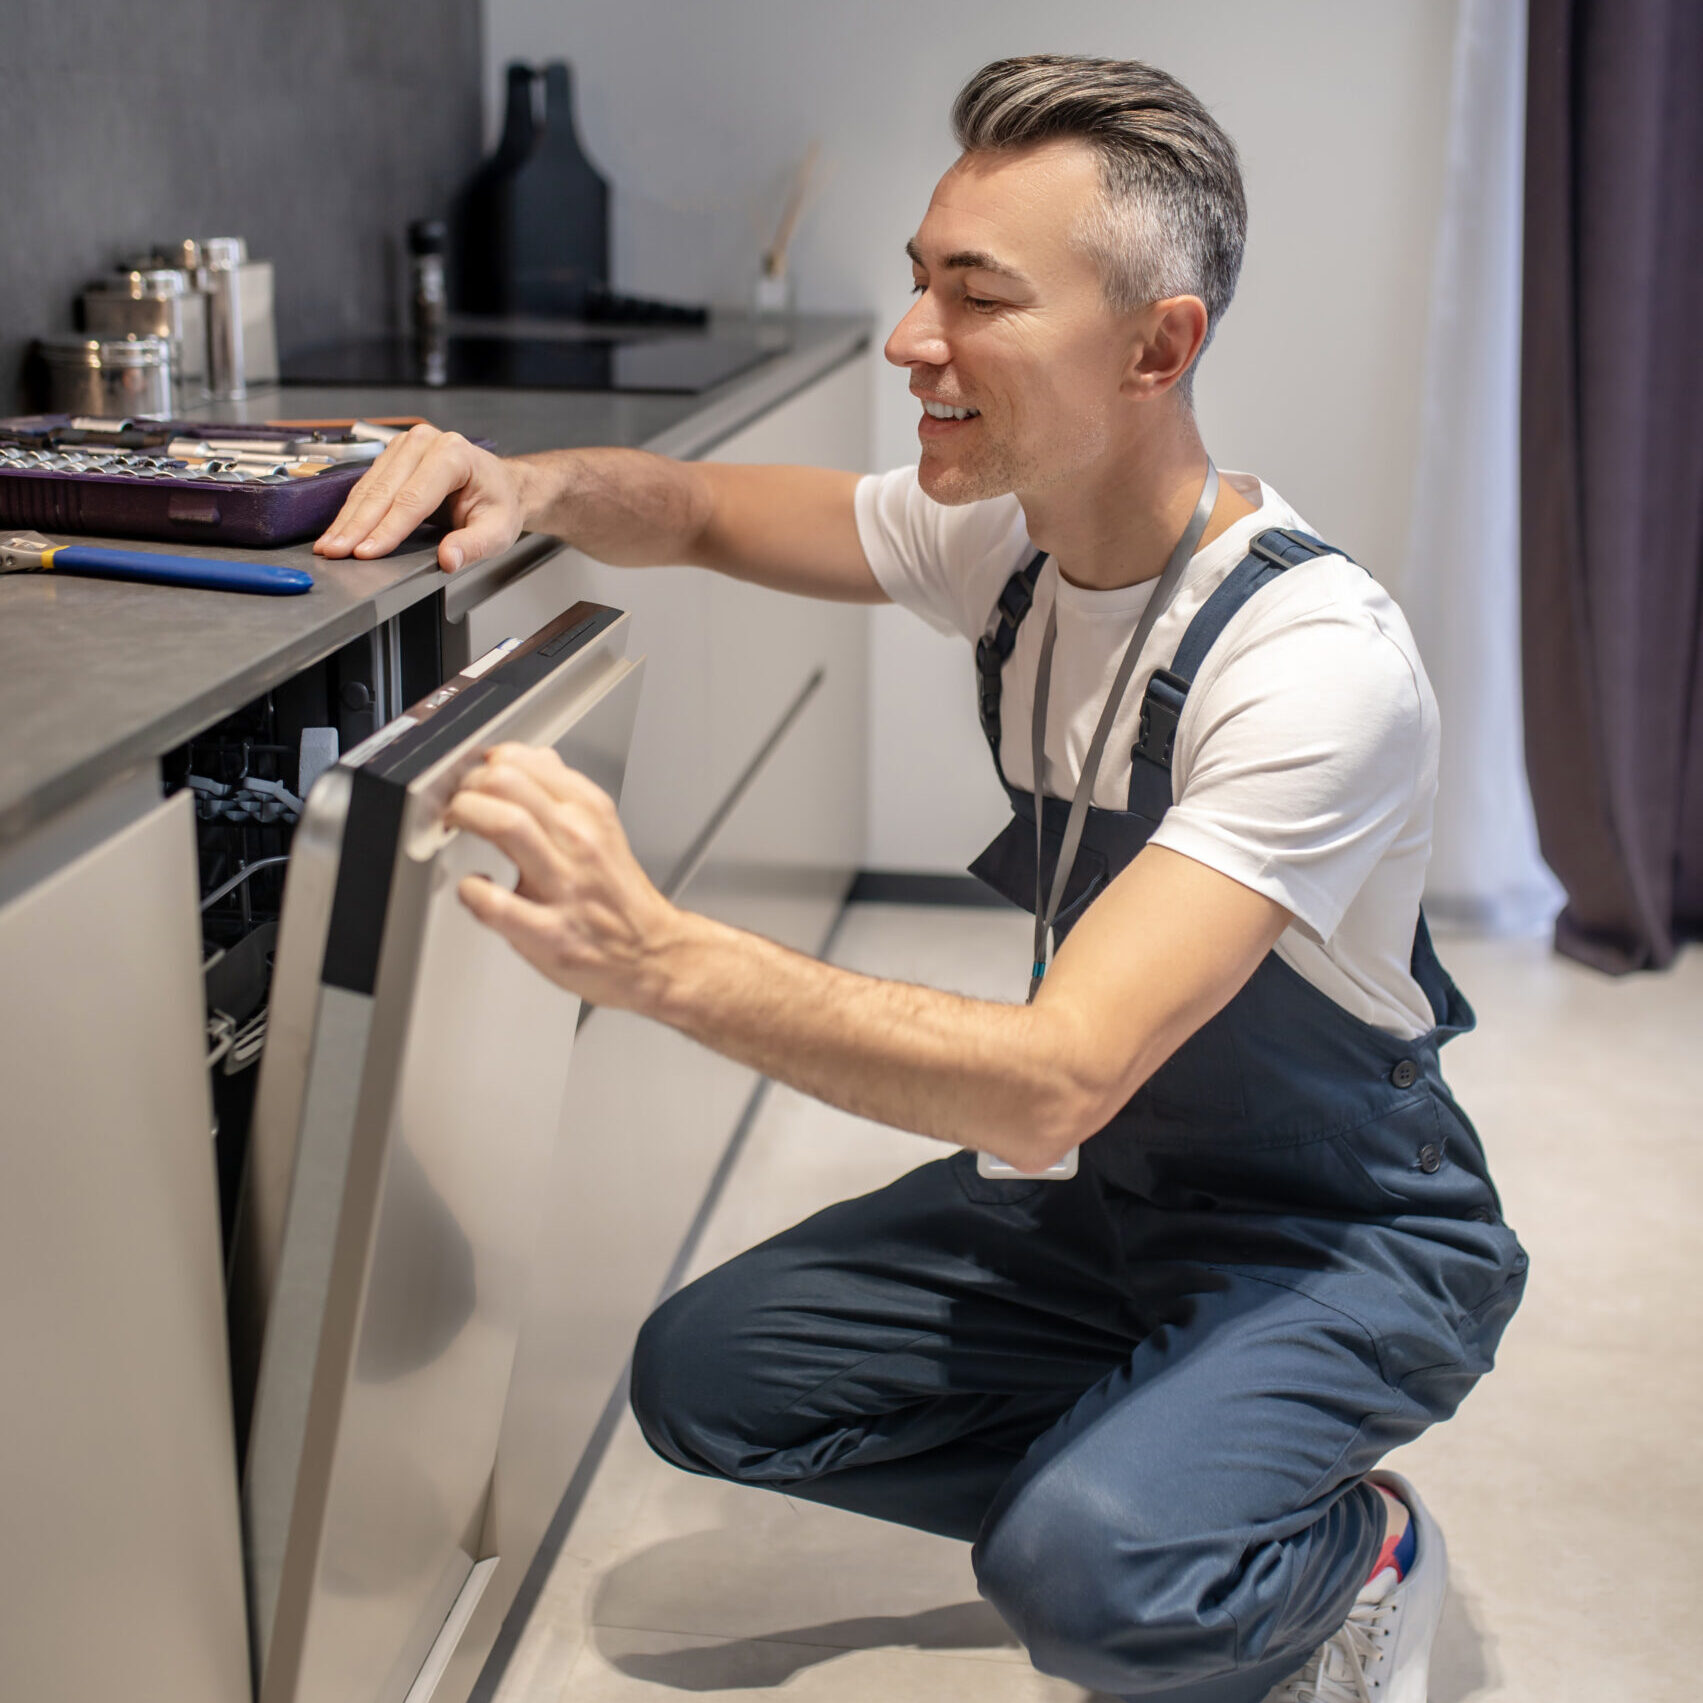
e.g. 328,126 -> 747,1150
0,415 -> 400,547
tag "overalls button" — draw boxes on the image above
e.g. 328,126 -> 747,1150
1390,1058 -> 1420,1089
1417,1142 -> 1443,1173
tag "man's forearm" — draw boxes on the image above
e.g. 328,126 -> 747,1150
509,452 -> 879,600
511,447 -> 712,567
638,909 -> 1110,1171
448,757 -> 1288,1169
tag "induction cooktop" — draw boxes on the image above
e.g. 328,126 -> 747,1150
280,330 -> 782,394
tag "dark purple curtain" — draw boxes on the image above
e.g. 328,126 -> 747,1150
1521,0 -> 1703,973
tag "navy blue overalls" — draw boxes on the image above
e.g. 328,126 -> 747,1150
632,528 -> 1529,1703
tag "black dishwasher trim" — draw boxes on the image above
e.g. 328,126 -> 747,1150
320,769 -> 406,996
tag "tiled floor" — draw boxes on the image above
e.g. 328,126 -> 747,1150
494,904 -> 1703,1703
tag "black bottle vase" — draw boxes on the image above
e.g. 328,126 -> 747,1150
450,61 -> 539,317
453,61 -> 611,318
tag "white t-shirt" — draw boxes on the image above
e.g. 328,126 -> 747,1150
854,466 -> 1440,1039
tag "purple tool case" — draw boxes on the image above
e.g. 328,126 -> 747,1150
0,416 -> 399,548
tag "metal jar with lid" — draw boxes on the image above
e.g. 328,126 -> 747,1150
37,334 -> 174,418
197,237 -> 248,401
81,268 -> 209,402
123,238 -> 279,394
190,236 -> 279,397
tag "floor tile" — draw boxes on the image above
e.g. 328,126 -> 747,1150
492,1416 -> 672,1700
563,1625 -> 1100,1701
591,1458 -> 1023,1660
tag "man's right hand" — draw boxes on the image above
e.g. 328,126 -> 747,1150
314,424 -> 535,573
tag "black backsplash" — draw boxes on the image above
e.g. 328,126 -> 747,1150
0,0 -> 484,410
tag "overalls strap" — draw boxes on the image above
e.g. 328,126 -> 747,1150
1127,528 -> 1349,816
974,550 -> 1048,786
973,532 -> 1351,807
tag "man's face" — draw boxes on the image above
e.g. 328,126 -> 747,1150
887,139 -> 1138,506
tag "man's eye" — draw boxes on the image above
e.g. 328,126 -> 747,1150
909,280 -> 927,296
965,295 -> 1000,312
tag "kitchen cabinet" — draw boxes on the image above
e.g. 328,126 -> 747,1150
0,338 -> 871,1703
448,348 -> 870,896
0,779 -> 252,1703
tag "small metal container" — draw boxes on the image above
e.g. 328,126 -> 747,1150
81,269 -> 209,402
199,236 -> 248,401
237,256 -> 279,386
38,334 -> 174,418
125,240 -> 279,390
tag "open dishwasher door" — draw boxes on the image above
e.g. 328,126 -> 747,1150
228,603 -> 644,1703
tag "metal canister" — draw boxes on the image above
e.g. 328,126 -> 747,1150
135,239 -> 278,391
81,269 -> 209,403
199,236 -> 248,401
38,335 -> 174,418
237,256 -> 279,386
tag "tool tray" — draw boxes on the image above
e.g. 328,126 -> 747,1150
0,416 -> 392,548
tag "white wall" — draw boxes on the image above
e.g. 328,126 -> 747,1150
485,0 -> 1460,871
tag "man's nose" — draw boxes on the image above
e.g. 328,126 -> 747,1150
885,293 -> 950,370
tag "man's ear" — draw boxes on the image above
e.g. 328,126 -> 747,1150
1122,295 -> 1210,398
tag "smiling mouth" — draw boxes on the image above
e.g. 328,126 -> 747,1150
919,399 -> 980,421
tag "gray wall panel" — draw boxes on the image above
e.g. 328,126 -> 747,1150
0,0 -> 483,409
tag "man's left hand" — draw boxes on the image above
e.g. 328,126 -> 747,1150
445,744 -> 676,1012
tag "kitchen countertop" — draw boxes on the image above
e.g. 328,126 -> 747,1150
0,314 -> 869,851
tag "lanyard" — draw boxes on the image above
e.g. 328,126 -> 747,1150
1026,461 -> 1219,1002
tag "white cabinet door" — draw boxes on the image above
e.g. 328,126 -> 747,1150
699,346 -> 871,891
0,787 -> 251,1703
452,350 -> 872,892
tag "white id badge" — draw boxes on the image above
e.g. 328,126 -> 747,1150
977,1145 -> 1079,1180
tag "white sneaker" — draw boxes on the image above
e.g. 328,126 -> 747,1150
1261,1470 -> 1447,1703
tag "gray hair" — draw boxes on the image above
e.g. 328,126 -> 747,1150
951,55 -> 1247,395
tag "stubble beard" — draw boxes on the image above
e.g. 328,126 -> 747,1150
919,407 -> 1107,508
917,433 -> 1027,508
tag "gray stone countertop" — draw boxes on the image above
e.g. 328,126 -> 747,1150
0,314 -> 869,851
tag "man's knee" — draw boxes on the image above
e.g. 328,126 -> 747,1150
629,1278 -> 734,1475
973,1467 -> 1242,1695
975,1464 -> 1383,1696
632,1248 -> 820,1488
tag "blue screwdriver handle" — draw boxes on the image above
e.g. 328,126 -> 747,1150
51,544 -> 313,596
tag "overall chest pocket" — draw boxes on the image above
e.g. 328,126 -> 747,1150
1131,1018 -> 1248,1122
967,812 -> 1108,927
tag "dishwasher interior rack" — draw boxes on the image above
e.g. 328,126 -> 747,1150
164,602 -> 443,1251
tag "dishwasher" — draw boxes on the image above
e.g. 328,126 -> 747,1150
167,599 -> 644,1703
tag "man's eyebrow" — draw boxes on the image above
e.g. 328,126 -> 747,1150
905,239 -> 1030,284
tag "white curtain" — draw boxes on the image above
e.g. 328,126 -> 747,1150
1402,0 -> 1563,933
